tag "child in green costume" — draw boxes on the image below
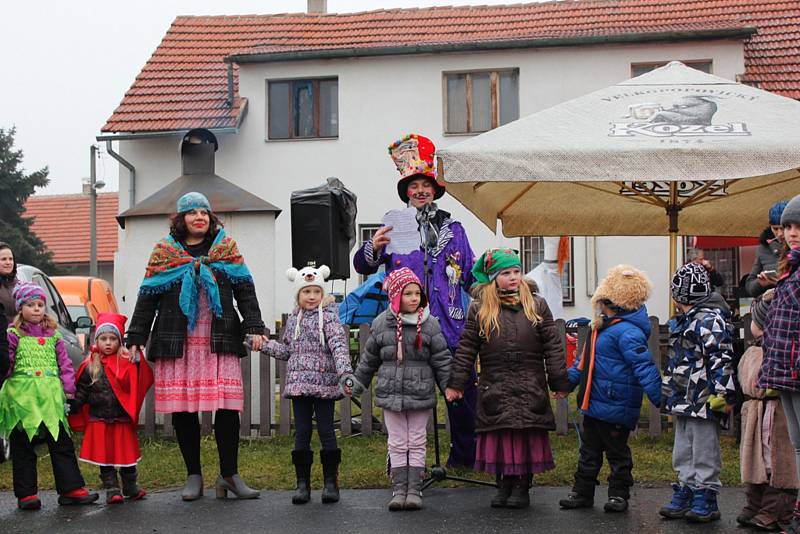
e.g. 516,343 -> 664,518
0,282 -> 98,510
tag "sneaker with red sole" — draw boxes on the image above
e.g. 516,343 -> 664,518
58,487 -> 99,505
17,495 -> 42,510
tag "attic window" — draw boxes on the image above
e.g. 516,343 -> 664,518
268,78 -> 338,140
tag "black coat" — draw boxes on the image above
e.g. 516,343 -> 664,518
449,297 -> 570,433
73,363 -> 129,421
127,265 -> 265,360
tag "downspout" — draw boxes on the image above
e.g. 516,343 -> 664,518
105,140 -> 136,208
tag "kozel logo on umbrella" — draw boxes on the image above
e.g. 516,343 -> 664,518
609,95 -> 751,138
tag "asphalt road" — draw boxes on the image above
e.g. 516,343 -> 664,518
0,485 -> 747,534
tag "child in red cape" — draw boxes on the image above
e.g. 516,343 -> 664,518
68,312 -> 153,504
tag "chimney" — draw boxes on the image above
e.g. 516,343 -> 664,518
307,0 -> 327,14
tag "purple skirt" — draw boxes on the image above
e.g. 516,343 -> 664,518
474,428 -> 555,476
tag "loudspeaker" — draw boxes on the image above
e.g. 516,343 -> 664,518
290,180 -> 356,280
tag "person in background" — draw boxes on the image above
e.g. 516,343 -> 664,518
0,242 -> 19,322
757,194 -> 800,534
737,291 -> 799,531
745,200 -> 788,298
353,133 -> 477,469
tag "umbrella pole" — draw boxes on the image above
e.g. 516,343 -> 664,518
667,183 -> 680,318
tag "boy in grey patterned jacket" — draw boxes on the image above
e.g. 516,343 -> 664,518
659,263 -> 736,524
259,265 -> 354,505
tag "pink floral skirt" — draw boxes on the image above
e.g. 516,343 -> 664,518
154,294 -> 244,414
474,428 -> 555,476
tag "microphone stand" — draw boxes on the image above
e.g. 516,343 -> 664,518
417,204 -> 495,490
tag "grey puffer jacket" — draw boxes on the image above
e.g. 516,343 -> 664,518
353,307 -> 451,412
744,227 -> 783,298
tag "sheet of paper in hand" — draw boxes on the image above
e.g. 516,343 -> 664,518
382,207 -> 421,256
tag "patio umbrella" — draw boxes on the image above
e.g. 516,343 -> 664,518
438,62 -> 800,279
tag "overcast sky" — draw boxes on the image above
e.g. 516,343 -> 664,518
1,0 -> 535,196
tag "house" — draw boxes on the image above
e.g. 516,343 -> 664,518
99,0 -> 800,325
24,193 -> 119,285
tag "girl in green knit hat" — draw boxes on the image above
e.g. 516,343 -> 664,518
446,248 -> 570,509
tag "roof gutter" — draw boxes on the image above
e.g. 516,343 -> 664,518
226,27 -> 757,64
103,140 -> 137,209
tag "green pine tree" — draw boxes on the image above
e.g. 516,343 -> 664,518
0,127 -> 57,272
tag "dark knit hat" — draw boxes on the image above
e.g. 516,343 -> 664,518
750,289 -> 774,331
780,194 -> 800,226
671,263 -> 711,305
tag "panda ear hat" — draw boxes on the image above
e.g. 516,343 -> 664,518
288,264 -> 330,346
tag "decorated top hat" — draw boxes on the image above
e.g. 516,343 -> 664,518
388,133 -> 445,203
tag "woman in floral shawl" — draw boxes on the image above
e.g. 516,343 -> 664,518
128,192 -> 267,501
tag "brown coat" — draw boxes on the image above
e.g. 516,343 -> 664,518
739,345 -> 800,489
449,297 -> 570,433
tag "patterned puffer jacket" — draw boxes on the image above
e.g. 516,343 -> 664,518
262,301 -> 352,400
662,304 -> 737,421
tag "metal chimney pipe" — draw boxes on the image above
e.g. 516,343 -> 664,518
307,0 -> 327,14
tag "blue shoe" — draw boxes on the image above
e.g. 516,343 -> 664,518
685,488 -> 721,523
659,483 -> 693,519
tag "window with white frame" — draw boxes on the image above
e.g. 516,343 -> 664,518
631,60 -> 712,77
519,237 -> 575,306
359,224 -> 384,283
267,78 -> 338,139
444,69 -> 519,134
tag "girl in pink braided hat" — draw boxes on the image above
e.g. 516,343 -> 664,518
349,267 -> 451,511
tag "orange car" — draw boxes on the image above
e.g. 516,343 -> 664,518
51,276 -> 119,325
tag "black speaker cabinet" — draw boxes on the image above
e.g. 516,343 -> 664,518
291,187 -> 353,280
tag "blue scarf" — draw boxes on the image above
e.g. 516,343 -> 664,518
138,229 -> 252,330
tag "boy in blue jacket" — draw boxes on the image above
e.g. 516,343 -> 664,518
559,265 -> 662,513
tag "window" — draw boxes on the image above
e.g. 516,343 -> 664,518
359,224 -> 384,283
444,69 -> 519,134
631,60 -> 712,77
519,237 -> 575,306
684,240 -> 739,301
267,78 -> 338,139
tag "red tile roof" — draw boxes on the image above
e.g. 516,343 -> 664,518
101,0 -> 800,133
24,193 -> 119,264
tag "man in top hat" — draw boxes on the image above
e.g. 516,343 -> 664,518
353,133 -> 477,468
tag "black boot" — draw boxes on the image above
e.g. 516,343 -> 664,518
120,468 -> 146,501
291,449 -> 313,505
100,469 -> 123,505
505,475 -> 532,509
320,449 -> 341,504
491,475 -> 513,508
559,491 -> 594,509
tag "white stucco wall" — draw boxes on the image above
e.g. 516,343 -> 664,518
115,38 -> 745,323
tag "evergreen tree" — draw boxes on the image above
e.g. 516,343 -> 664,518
0,127 -> 56,272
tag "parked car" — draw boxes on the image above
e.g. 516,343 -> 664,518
51,275 -> 119,345
16,264 -> 90,370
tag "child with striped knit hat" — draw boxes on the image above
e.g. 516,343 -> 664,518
349,267 -> 451,511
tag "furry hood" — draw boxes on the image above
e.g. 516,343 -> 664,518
759,226 -> 774,247
591,265 -> 652,328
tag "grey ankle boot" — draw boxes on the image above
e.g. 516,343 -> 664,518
181,474 -> 204,501
215,474 -> 260,499
404,466 -> 425,510
388,467 -> 408,511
